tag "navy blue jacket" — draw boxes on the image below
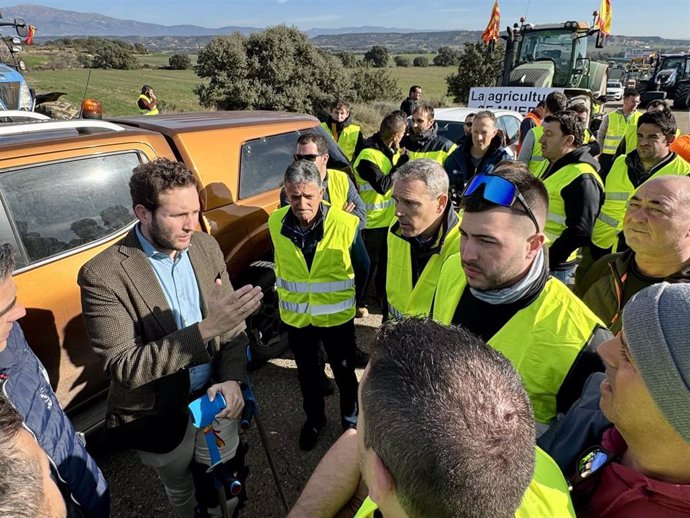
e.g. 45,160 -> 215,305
0,323 -> 110,518
444,134 -> 512,188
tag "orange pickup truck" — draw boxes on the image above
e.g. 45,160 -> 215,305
0,111 -> 348,432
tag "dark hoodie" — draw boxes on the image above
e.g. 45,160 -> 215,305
400,122 -> 454,155
541,146 -> 604,270
443,133 -> 512,188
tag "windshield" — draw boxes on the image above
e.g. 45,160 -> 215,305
518,29 -> 586,87
607,81 -> 621,87
660,56 -> 689,76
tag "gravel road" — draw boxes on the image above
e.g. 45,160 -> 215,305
88,309 -> 383,518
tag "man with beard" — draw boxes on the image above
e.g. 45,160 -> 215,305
400,103 -> 456,165
432,162 -> 610,434
321,99 -> 364,162
538,111 -> 604,284
79,158 -> 263,517
400,85 -> 422,117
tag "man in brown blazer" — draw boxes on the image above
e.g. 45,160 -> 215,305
78,158 -> 263,517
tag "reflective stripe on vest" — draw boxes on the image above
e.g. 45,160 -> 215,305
591,153 -> 690,249
432,255 -> 604,425
528,126 -> 546,175
353,147 -> 398,229
322,122 -> 361,161
269,205 -> 359,328
602,111 -> 640,155
137,94 -> 159,115
386,218 -> 460,319
407,144 -> 457,166
543,162 -> 602,263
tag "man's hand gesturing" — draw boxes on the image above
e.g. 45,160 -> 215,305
198,281 -> 263,343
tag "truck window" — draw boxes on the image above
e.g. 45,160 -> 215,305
239,131 -> 302,199
0,152 -> 140,265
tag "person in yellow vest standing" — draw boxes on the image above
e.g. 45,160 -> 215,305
517,100 -> 544,154
539,111 -> 604,285
588,111 -> 690,261
518,91 -> 567,175
432,163 -> 611,435
137,85 -> 159,115
596,87 -> 640,179
353,113 -> 407,315
386,159 -> 459,319
400,104 -> 456,164
615,99 -> 677,158
269,160 -> 369,451
320,99 -> 364,163
287,319 -> 576,518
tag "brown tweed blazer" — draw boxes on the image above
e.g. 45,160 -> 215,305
78,227 -> 247,453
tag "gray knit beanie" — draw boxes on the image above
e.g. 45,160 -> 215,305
623,282 -> 690,444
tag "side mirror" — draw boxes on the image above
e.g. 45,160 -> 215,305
13,18 -> 28,38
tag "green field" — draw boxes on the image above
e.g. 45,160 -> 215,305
23,62 -> 457,118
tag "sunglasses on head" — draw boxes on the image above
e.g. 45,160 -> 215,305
294,153 -> 322,162
461,174 -> 540,233
568,446 -> 616,491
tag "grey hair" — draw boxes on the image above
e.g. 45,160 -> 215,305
392,158 -> 449,198
283,160 -> 323,189
0,244 -> 16,281
473,110 -> 497,124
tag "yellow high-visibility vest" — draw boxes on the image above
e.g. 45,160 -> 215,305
528,126 -> 547,176
353,147 -> 399,229
137,94 -> 158,115
322,122 -> 361,162
542,162 -> 603,263
602,111 -> 640,155
591,153 -> 690,250
386,217 -> 460,319
432,255 -> 604,425
269,205 -> 359,328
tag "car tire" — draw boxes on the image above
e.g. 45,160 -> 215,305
243,260 -> 290,366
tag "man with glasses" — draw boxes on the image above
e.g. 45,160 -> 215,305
270,160 -> 369,451
538,111 -> 604,284
432,162 -> 610,434
539,282 -> 690,517
283,133 -> 366,229
456,112 -> 475,148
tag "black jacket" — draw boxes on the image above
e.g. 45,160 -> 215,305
354,133 -> 409,195
541,147 -> 604,270
400,122 -> 454,155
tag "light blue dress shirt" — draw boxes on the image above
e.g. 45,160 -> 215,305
135,224 -> 212,391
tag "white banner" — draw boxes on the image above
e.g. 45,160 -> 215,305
468,87 -> 565,115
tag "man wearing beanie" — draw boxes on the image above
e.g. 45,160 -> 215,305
539,282 -> 690,517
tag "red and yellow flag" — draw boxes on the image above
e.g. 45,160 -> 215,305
24,25 -> 36,45
481,0 -> 501,45
597,0 -> 612,36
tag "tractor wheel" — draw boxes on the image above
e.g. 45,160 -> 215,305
35,100 -> 80,120
674,83 -> 690,109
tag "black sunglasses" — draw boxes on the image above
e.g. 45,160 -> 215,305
461,174 -> 541,233
465,122 -> 473,127
568,446 -> 616,491
294,153 -> 322,162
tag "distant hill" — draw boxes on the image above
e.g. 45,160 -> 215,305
0,3 -> 687,54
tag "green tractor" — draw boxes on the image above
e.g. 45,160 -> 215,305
500,19 -> 609,99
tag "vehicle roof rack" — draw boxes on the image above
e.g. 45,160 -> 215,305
0,110 -> 50,122
0,119 -> 124,137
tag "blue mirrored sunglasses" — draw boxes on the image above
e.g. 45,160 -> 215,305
568,446 -> 616,491
461,174 -> 540,232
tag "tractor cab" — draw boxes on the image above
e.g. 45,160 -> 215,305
502,20 -> 607,97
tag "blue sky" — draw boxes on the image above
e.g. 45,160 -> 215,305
30,1 -> 690,39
